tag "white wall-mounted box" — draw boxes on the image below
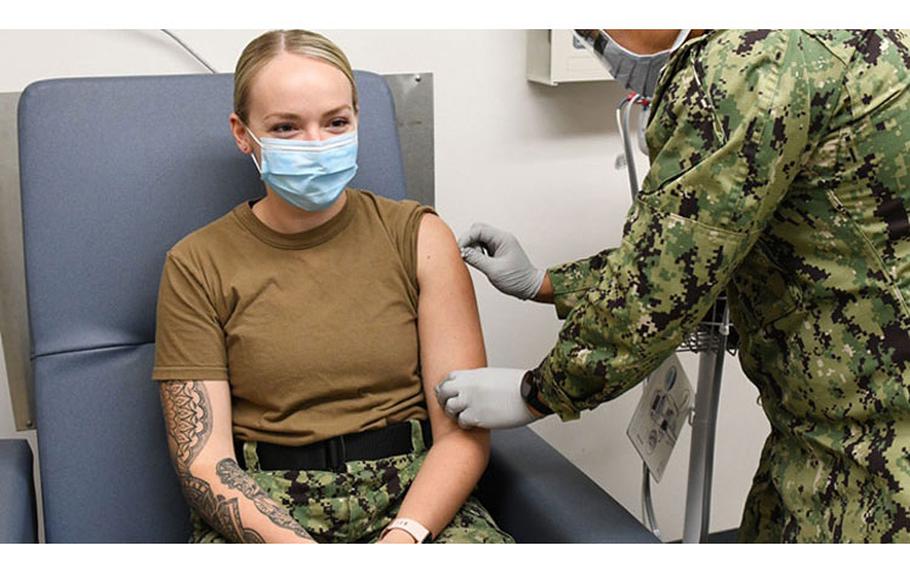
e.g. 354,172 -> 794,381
527,29 -> 614,86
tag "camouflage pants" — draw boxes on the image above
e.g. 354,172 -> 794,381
738,431 -> 910,543
190,420 -> 514,543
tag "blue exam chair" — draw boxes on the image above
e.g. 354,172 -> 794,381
0,72 -> 657,543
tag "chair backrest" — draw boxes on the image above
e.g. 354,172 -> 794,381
17,72 -> 408,542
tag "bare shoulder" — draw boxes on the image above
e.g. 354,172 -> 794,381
418,212 -> 454,243
416,214 -> 465,280
417,214 -> 458,258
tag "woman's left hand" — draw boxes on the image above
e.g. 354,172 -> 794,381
378,528 -> 418,544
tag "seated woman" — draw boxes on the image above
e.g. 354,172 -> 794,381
151,29 -> 513,544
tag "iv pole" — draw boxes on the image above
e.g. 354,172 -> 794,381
617,95 -> 731,543
683,333 -> 728,543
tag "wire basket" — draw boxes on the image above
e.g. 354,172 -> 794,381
676,295 -> 739,355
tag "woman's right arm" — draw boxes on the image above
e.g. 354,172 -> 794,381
159,379 -> 317,543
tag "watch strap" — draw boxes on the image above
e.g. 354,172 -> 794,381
381,518 -> 432,543
521,370 -> 555,416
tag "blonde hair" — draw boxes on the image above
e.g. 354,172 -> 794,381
233,30 -> 358,124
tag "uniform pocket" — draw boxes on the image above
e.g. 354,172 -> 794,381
729,240 -> 802,333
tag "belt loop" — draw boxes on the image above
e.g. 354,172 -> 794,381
243,441 -> 261,472
409,420 -> 425,453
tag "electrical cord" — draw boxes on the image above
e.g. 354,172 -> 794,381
641,460 -> 662,540
160,29 -> 218,74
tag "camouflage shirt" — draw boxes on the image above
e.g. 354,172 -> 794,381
528,30 -> 910,542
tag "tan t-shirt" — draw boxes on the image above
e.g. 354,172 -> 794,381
152,188 -> 435,446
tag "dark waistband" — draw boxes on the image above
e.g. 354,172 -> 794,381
234,420 -> 432,473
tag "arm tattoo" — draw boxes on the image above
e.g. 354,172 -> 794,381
182,474 -> 265,543
160,381 -> 264,543
160,381 -> 212,470
217,458 -> 312,540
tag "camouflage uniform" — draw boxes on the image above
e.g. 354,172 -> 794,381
526,30 -> 910,542
190,421 -> 514,543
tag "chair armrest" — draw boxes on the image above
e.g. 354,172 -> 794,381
0,439 -> 38,543
479,426 -> 659,543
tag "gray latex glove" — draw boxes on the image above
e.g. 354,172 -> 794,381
458,223 -> 546,301
434,368 -> 538,430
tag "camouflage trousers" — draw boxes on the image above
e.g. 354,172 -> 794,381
190,420 -> 514,543
738,430 -> 910,543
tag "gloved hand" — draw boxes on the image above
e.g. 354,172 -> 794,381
458,223 -> 545,301
434,368 -> 539,430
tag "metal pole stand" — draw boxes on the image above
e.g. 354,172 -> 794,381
682,347 -> 726,542
680,301 -> 732,543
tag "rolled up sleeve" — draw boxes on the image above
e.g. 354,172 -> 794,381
547,249 -> 615,320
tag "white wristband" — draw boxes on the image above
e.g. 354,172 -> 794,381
380,518 -> 432,543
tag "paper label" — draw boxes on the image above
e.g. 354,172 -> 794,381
626,354 -> 693,483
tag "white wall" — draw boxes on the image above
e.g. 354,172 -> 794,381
0,29 -> 770,542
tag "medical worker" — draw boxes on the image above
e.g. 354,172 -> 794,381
436,29 -> 910,542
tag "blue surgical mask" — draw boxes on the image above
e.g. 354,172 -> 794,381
246,128 -> 359,211
574,30 -> 691,99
